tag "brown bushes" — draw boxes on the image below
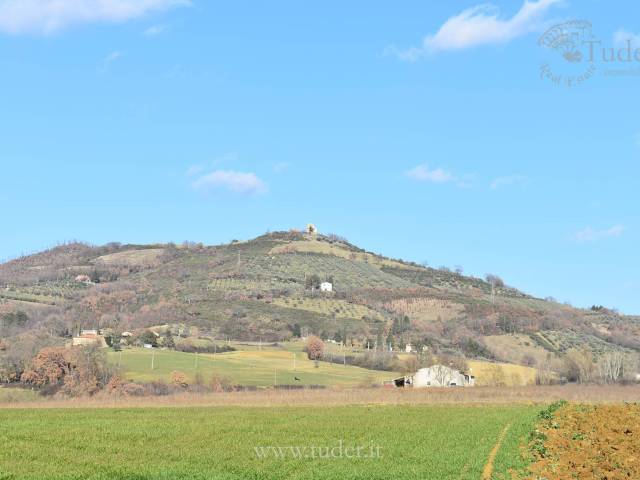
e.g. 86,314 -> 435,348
20,345 -> 111,397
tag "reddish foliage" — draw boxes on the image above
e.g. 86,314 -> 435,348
20,346 -> 110,396
306,336 -> 324,361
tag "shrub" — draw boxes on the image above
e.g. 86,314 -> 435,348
145,381 -> 170,396
352,351 -> 397,372
210,374 -> 233,392
457,337 -> 494,359
170,371 -> 188,389
120,383 -> 146,397
175,341 -> 235,354
132,330 -> 158,347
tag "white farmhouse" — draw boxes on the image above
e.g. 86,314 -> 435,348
320,282 -> 333,292
392,365 -> 475,388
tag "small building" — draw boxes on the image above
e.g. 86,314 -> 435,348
392,365 -> 475,388
320,282 -> 333,292
405,344 -> 413,353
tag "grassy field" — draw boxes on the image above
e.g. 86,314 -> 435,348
0,404 -> 540,480
109,348 -> 396,387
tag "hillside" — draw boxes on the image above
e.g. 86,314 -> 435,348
1,229 -> 638,380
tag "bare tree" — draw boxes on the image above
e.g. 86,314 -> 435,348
597,352 -> 625,383
564,349 -> 595,383
430,364 -> 455,386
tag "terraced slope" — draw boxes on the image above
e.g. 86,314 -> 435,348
1,231 -> 637,370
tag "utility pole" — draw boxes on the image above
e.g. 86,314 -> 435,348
151,350 -> 155,370
293,352 -> 296,371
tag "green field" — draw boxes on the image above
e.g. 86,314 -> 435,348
109,348 -> 396,387
0,404 -> 540,479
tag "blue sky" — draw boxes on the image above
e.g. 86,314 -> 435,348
0,0 -> 639,313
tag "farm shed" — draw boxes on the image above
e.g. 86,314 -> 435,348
392,365 -> 475,388
320,282 -> 333,292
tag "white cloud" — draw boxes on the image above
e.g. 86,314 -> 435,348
613,29 -> 640,47
191,170 -> 268,196
574,225 -> 626,243
405,164 -> 456,183
0,0 -> 191,35
490,175 -> 527,190
144,24 -> 167,36
388,0 -> 561,60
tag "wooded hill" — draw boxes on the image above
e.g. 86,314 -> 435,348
1,230 -> 638,376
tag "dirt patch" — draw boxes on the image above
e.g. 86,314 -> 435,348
526,403 -> 640,479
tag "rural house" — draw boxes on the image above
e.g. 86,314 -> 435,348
320,282 -> 333,292
393,365 -> 475,388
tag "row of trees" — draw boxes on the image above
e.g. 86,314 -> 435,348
536,349 -> 639,385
